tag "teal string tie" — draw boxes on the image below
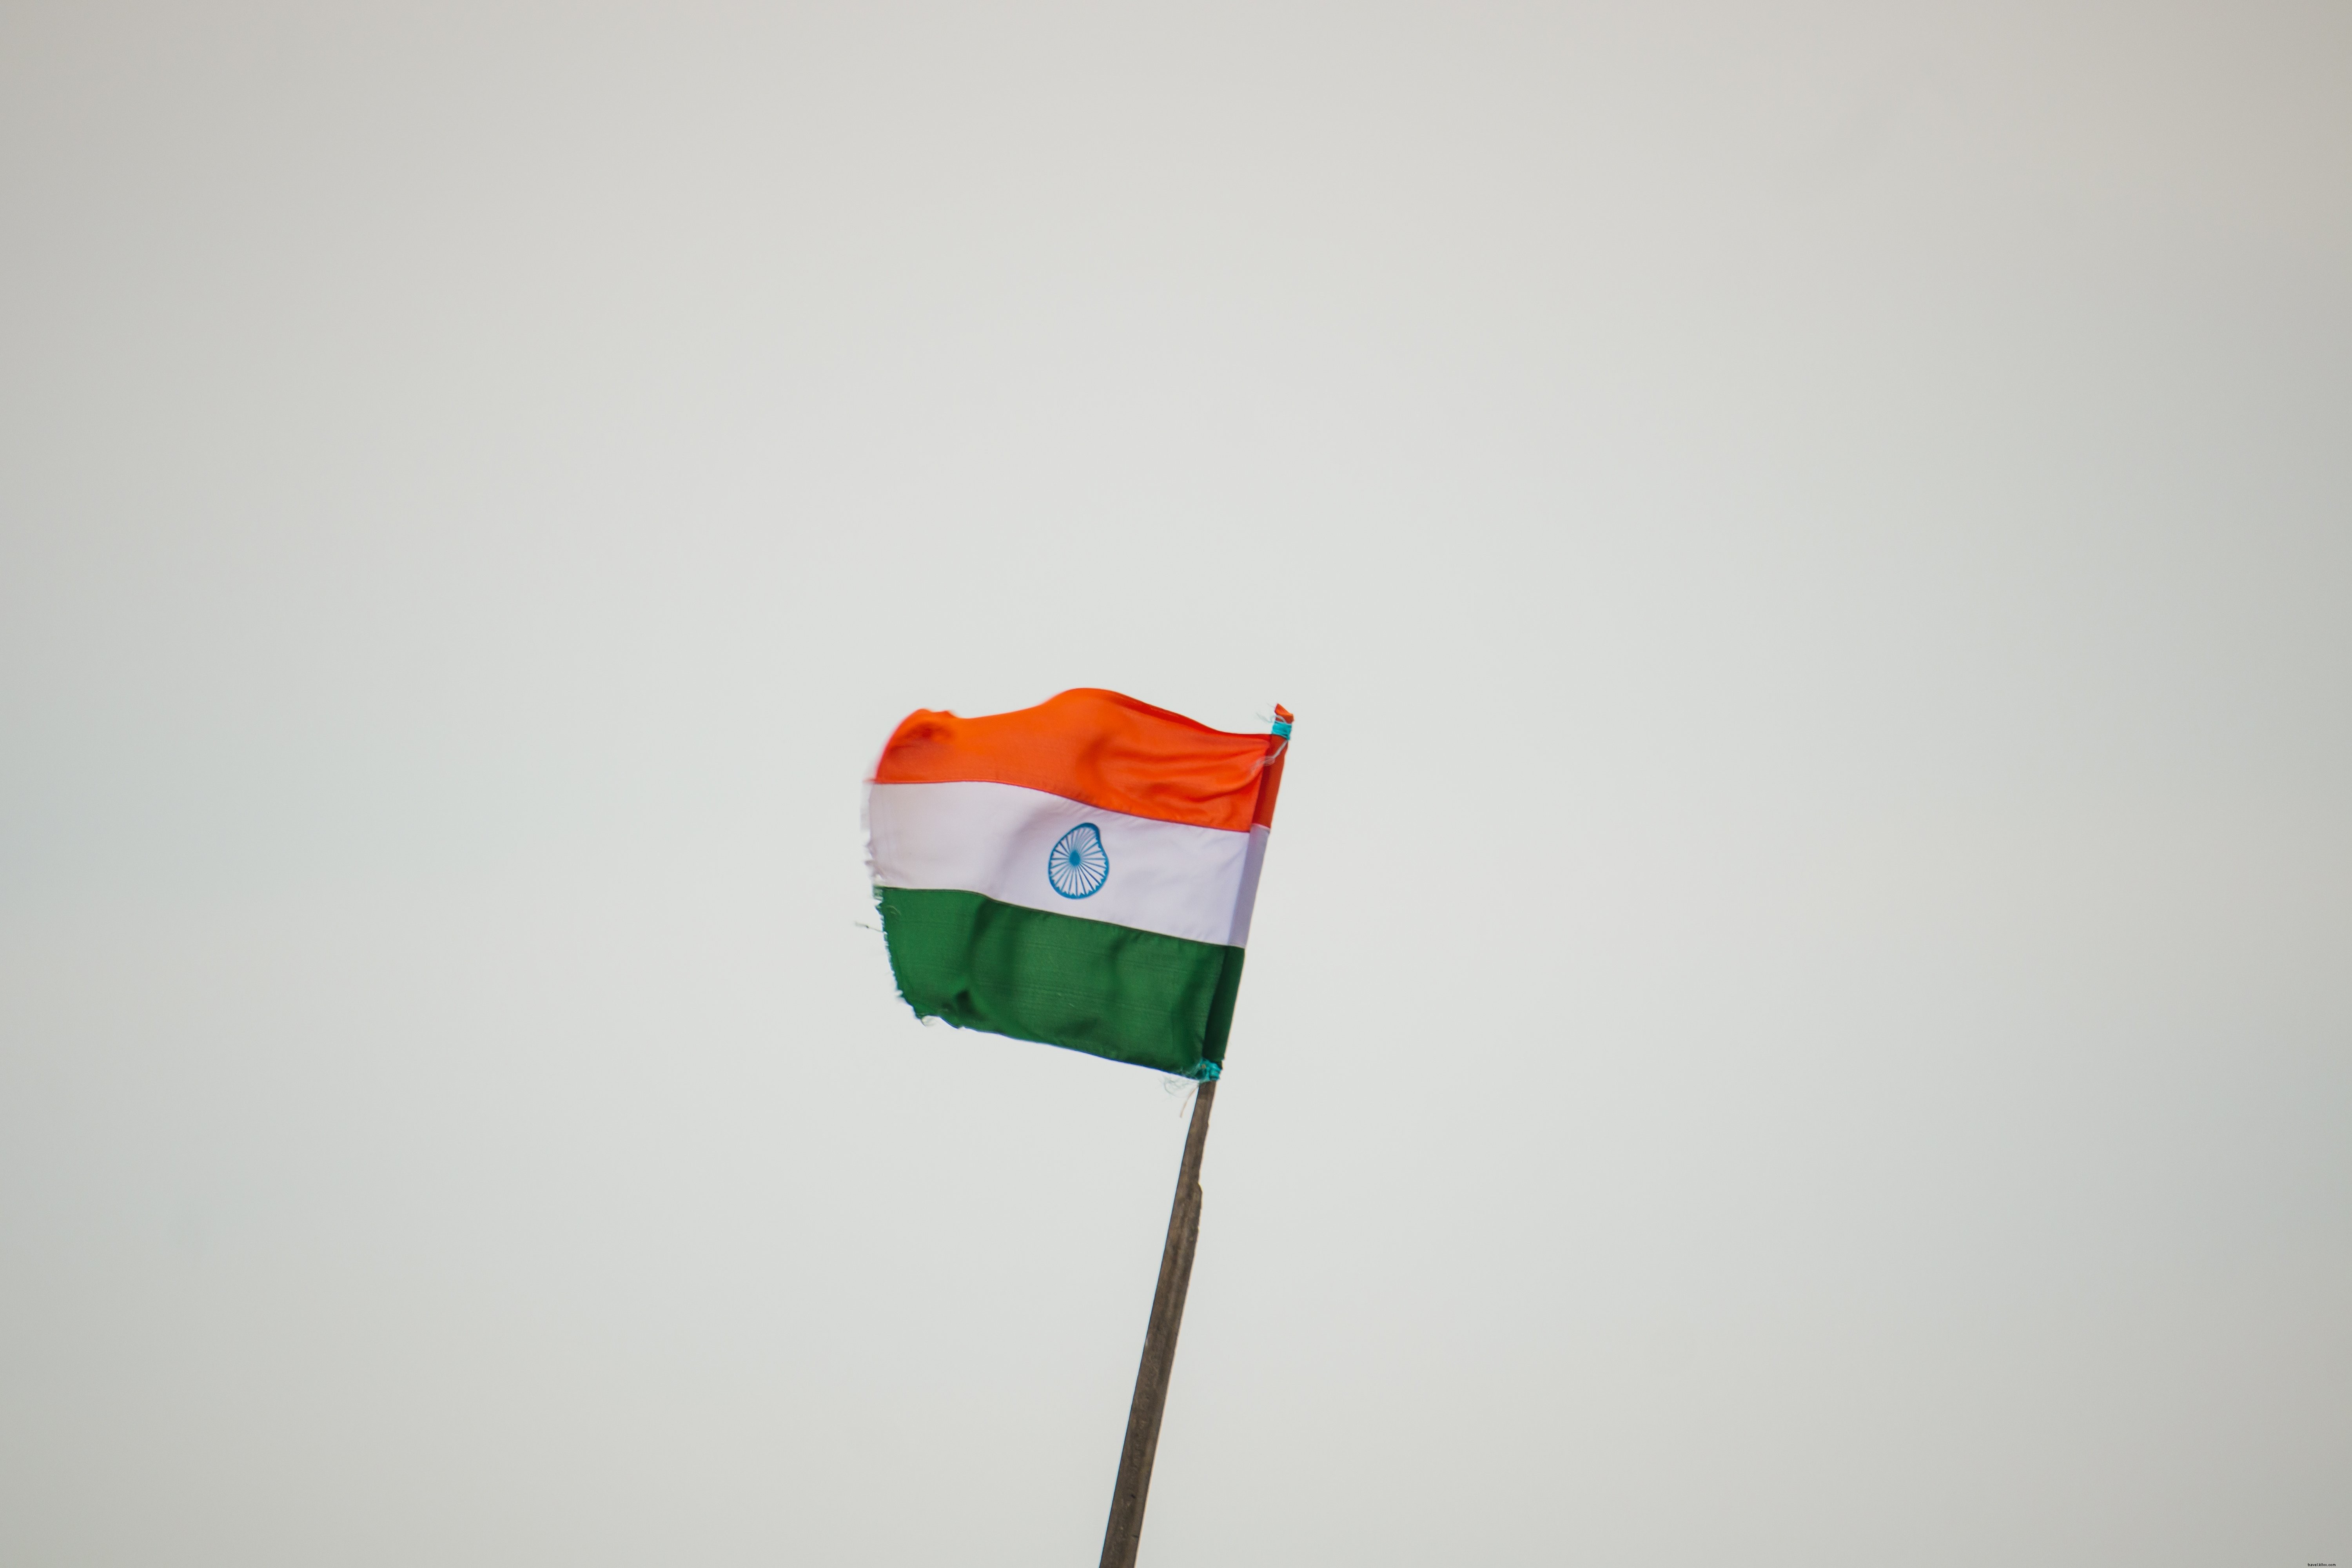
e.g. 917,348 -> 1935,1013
1191,1061 -> 1222,1082
1270,719 -> 1292,737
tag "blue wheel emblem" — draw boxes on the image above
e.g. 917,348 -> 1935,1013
1046,823 -> 1110,899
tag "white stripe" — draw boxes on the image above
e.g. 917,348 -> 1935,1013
866,781 -> 1265,947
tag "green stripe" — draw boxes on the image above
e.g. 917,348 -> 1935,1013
876,886 -> 1245,1076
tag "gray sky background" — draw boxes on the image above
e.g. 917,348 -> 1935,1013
3,3 -> 2347,1564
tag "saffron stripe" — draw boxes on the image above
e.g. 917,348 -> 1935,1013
873,688 -> 1281,832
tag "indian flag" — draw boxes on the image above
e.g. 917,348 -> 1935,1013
866,690 -> 1292,1078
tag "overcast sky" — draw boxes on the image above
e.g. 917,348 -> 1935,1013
2,3 -> 2347,1564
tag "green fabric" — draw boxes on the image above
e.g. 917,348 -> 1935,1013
876,886 -> 1245,1076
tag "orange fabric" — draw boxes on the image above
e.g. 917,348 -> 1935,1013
874,689 -> 1285,833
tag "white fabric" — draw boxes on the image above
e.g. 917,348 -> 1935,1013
866,780 -> 1266,948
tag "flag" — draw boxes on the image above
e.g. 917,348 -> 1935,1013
866,689 -> 1291,1076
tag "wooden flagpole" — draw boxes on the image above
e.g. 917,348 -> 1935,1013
1098,702 -> 1284,1568
1098,1076 -> 1217,1568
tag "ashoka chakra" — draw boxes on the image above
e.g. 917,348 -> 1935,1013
1046,823 -> 1110,899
